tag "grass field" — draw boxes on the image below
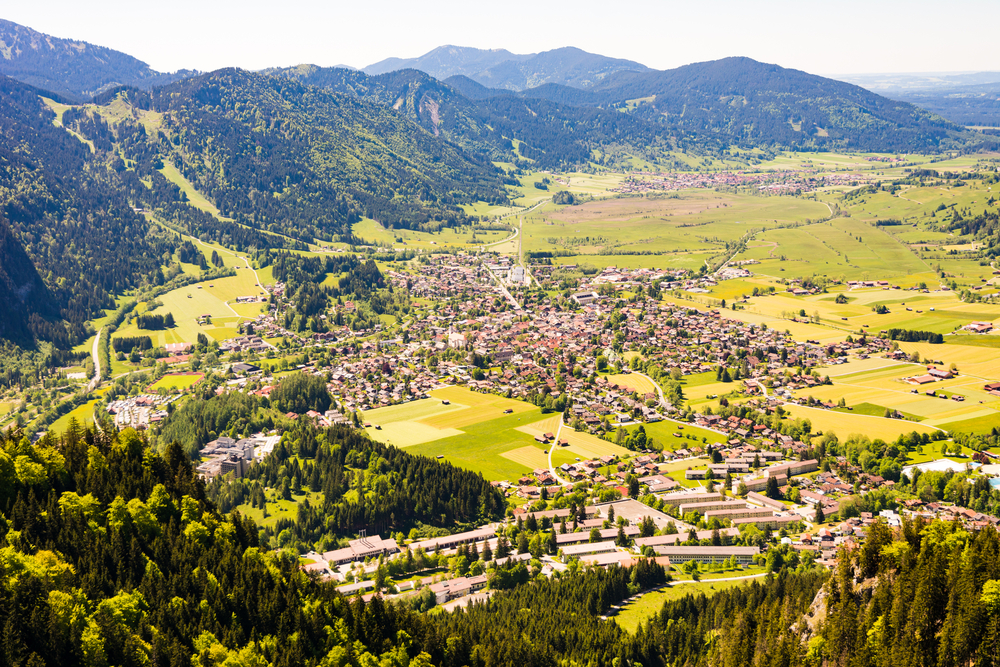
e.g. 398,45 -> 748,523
352,218 -> 511,250
516,414 -> 631,460
47,390 -> 110,434
234,488 -> 325,529
781,403 -> 941,440
148,373 -> 204,392
639,421 -> 724,450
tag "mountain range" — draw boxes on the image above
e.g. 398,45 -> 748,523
0,17 -> 996,352
363,45 -> 649,91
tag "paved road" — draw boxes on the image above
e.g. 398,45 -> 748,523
484,265 -> 521,310
87,327 -> 103,392
482,225 -> 518,249
630,370 -> 727,436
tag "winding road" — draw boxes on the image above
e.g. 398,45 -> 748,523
87,327 -> 103,392
630,370 -> 728,437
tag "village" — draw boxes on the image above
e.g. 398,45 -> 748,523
611,169 -> 875,196
107,249 -> 1000,610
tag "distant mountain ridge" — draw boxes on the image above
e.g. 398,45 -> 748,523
363,45 -> 649,91
0,18 -> 195,99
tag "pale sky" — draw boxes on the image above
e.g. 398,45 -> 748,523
5,0 -> 999,76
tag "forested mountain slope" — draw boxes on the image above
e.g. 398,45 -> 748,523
0,75 -> 172,349
267,64 -> 684,168
521,56 -> 982,152
140,69 -> 508,237
0,18 -> 192,100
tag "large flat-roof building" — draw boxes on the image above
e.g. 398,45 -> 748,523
323,535 -> 399,566
704,507 -> 774,523
651,545 -> 760,565
657,492 -> 724,507
406,526 -> 496,554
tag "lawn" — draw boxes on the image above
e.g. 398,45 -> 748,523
640,422 -> 724,450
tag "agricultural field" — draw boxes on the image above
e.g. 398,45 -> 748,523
780,404 -> 941,440
351,218 -> 512,251
521,191 -> 829,262
362,386 -> 629,480
111,263 -> 270,348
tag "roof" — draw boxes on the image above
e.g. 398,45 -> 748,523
652,545 -> 760,556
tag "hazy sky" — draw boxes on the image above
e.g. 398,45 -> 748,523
6,0 -> 999,75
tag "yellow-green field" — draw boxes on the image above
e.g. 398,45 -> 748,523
604,373 -> 658,395
362,386 -> 626,480
781,404 -> 941,440
521,191 -> 829,264
148,373 -> 204,392
351,218 -> 512,250
111,261 -> 270,347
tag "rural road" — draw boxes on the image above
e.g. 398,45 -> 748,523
629,370 -> 728,437
482,225 -> 518,250
548,398 -> 571,485
669,572 -> 768,586
87,327 -> 103,392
